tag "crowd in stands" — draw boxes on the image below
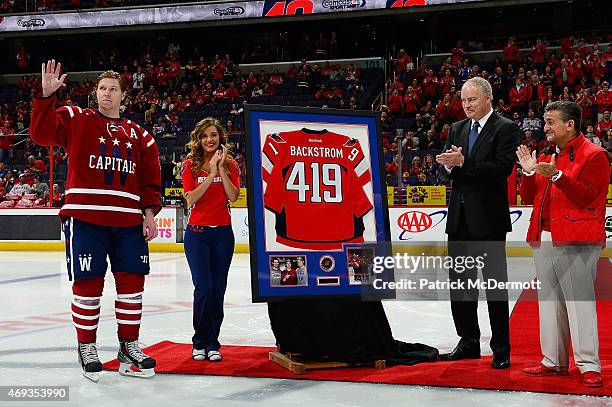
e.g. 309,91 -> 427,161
382,33 -> 612,200
11,30 -> 347,74
1,31 -> 611,207
0,31 -> 380,204
0,155 -> 64,208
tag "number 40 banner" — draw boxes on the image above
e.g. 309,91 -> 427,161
244,105 -> 394,302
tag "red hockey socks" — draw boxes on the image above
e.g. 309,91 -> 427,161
114,272 -> 145,341
72,276 -> 105,343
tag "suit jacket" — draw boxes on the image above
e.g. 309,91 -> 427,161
443,111 -> 522,237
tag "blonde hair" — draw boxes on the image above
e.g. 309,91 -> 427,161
96,70 -> 127,92
90,70 -> 127,105
186,117 -> 234,178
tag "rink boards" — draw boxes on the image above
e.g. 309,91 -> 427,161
0,206 -> 611,256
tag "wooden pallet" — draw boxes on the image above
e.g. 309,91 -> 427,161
269,351 -> 387,375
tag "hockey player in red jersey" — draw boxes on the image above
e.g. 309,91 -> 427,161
30,60 -> 162,382
350,253 -> 363,281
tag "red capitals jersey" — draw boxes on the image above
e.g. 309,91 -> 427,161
30,95 -> 161,227
181,158 -> 240,226
262,129 -> 373,250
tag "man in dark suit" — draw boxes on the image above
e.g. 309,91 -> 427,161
435,77 -> 521,369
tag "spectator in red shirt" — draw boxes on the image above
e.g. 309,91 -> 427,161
389,77 -> 405,95
16,46 -> 30,71
270,69 -> 283,86
21,168 -> 35,186
167,56 -> 181,90
588,51 -> 606,82
263,82 -> 277,97
451,40 -> 465,66
451,89 -> 466,121
403,86 -> 420,117
211,57 -> 225,88
52,183 -> 65,208
121,66 -> 132,89
0,121 -> 15,163
595,81 -> 611,121
439,69 -> 456,96
213,83 -> 226,101
155,62 -> 169,92
576,88 -> 595,130
315,84 -> 330,101
509,77 -> 528,114
503,37 -> 520,69
575,38 -> 591,60
521,130 -> 538,151
559,36 -> 574,57
395,48 -> 412,84
27,155 -> 47,174
285,64 -> 297,80
54,146 -> 68,166
246,71 -> 258,88
595,110 -> 611,138
554,58 -> 575,89
410,78 -> 423,99
570,52 -> 585,80
224,82 -> 239,99
408,156 -> 424,176
385,148 -> 407,182
526,74 -> 547,115
436,93 -> 454,125
422,69 -> 438,103
387,88 -> 403,117
531,38 -> 547,72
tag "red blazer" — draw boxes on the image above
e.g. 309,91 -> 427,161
554,66 -> 575,86
526,84 -> 547,103
508,86 -> 528,108
519,135 -> 609,247
403,93 -> 420,113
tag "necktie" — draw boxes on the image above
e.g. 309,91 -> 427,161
468,121 -> 480,156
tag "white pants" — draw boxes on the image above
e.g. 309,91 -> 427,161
532,231 -> 601,373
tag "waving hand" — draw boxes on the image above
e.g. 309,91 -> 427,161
41,59 -> 67,97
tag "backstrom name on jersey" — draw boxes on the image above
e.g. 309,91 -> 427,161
289,145 -> 344,158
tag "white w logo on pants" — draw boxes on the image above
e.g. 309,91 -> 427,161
79,255 -> 93,272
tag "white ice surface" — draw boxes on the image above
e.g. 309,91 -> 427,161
0,252 -> 610,407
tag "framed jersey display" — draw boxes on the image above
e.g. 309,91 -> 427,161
245,105 -> 393,302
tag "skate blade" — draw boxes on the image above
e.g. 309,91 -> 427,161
83,371 -> 100,383
118,362 -> 155,378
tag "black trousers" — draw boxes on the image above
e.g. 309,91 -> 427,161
447,203 -> 510,357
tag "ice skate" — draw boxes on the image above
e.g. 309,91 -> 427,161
117,340 -> 156,378
78,342 -> 102,383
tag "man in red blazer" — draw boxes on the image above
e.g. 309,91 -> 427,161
517,101 -> 609,388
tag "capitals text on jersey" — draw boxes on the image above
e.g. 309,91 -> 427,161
89,155 -> 136,174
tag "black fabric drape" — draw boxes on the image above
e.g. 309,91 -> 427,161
268,299 -> 438,366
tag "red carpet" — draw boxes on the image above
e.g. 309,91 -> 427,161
103,259 -> 612,396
